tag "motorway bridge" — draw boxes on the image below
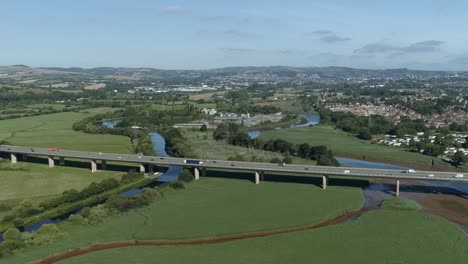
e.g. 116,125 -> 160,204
1,145 -> 467,196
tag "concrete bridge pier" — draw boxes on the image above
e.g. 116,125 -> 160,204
396,179 -> 400,197
10,153 -> 17,164
48,156 -> 55,168
322,175 -> 329,190
101,160 -> 107,170
59,157 -> 65,166
254,171 -> 261,184
139,163 -> 145,173
148,164 -> 153,173
91,160 -> 97,173
201,167 -> 206,177
194,167 -> 200,180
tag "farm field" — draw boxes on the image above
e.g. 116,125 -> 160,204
0,160 -> 124,203
0,108 -> 133,153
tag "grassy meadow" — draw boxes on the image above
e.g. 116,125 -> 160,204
183,130 -> 316,165
260,125 -> 451,169
55,211 -> 468,264
0,108 -> 133,153
0,161 -> 124,203
0,108 -> 132,204
5,177 -> 364,263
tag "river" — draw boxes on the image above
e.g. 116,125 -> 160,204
0,124 -> 181,241
1,115 -> 466,241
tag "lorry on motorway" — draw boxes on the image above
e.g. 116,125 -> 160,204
47,147 -> 60,151
184,159 -> 203,165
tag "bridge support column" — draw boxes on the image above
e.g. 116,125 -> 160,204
91,160 -> 97,173
194,168 -> 200,180
48,156 -> 55,168
139,163 -> 145,173
201,167 -> 206,177
260,171 -> 265,181
254,171 -> 260,184
148,164 -> 154,173
59,157 -> 65,166
322,176 -> 328,190
396,179 -> 400,197
10,153 -> 17,164
22,154 -> 28,161
101,160 -> 107,170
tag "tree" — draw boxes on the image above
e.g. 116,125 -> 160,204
3,228 -> 22,241
317,155 -> 340,166
297,143 -> 311,158
213,124 -> 228,141
357,129 -> 372,140
199,124 -> 208,132
452,152 -> 466,168
179,169 -> 194,182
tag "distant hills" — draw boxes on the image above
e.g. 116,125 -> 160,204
2,65 -> 467,82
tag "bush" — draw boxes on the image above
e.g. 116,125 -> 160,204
283,156 -> 292,164
87,205 -> 111,225
142,188 -> 165,201
105,188 -> 164,213
12,218 -> 24,228
1,240 -> 24,250
170,181 -> 185,190
269,157 -> 282,164
24,224 -> 67,247
81,207 -> 91,218
10,199 -> 39,218
120,171 -> 144,185
3,228 -> 21,241
179,169 -> 194,182
105,195 -> 128,212
68,214 -> 86,225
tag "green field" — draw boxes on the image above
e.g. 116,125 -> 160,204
0,108 -> 133,153
6,177 -> 363,263
55,211 -> 468,264
0,161 -> 123,203
381,197 -> 422,211
184,130 -> 316,165
0,108 -> 133,203
260,125 -> 450,169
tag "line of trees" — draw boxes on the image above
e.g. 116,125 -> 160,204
213,123 -> 339,166
1,172 -> 143,228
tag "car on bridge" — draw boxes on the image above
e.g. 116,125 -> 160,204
454,174 -> 464,178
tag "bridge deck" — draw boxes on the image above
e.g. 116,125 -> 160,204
1,145 -> 467,182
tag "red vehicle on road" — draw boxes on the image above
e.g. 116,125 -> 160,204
47,147 -> 60,151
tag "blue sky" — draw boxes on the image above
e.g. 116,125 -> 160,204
1,0 -> 468,70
